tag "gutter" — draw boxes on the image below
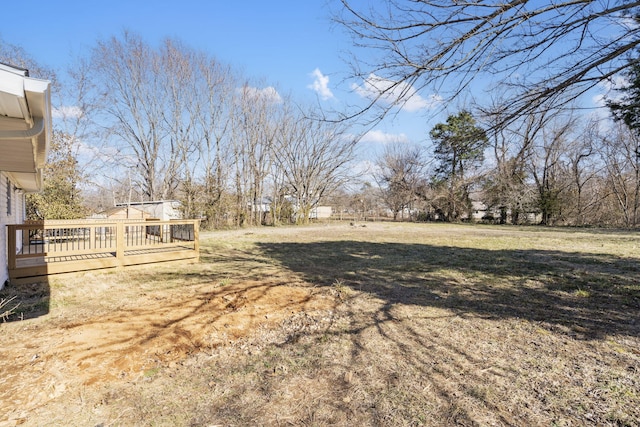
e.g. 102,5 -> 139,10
0,116 -> 45,140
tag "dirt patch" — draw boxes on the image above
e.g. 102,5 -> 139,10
0,277 -> 335,425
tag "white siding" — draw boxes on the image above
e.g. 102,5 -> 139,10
1,172 -> 9,286
0,172 -> 26,287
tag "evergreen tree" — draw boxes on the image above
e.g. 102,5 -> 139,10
429,111 -> 488,221
608,57 -> 640,140
26,131 -> 87,220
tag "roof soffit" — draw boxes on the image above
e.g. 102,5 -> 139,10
0,65 -> 52,192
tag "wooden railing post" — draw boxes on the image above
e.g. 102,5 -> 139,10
116,222 -> 125,267
7,225 -> 16,270
9,219 -> 200,281
21,224 -> 29,248
194,220 -> 200,262
90,225 -> 96,250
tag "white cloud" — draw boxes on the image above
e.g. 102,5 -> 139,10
620,15 -> 640,31
351,73 -> 441,112
307,68 -> 334,100
590,76 -> 630,131
239,86 -> 283,104
361,129 -> 410,145
52,105 -> 83,119
593,75 -> 628,107
350,159 -> 377,182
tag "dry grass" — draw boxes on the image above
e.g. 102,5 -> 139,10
0,296 -> 19,321
1,222 -> 639,426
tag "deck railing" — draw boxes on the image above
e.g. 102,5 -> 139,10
7,219 -> 199,282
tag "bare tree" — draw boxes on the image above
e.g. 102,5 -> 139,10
564,122 -> 602,226
88,32 -> 175,201
274,109 -> 358,224
481,101 -> 548,224
0,36 -> 57,84
191,56 -> 236,228
375,144 -> 426,220
160,39 -> 200,209
74,32 -> 366,228
336,1 -> 640,127
600,122 -> 640,226
229,83 -> 281,226
527,114 -> 577,225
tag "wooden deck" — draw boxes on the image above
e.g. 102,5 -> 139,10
7,219 -> 200,283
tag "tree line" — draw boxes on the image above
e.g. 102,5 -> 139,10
81,33 -> 360,227
3,0 -> 640,228
3,33 -> 357,227
337,0 -> 640,228
373,108 -> 640,227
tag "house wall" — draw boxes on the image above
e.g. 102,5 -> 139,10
115,201 -> 182,221
1,172 -> 25,287
310,206 -> 332,219
107,207 -> 151,220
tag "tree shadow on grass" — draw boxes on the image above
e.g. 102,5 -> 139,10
257,240 -> 640,341
80,238 -> 640,426
104,237 -> 640,426
0,280 -> 50,322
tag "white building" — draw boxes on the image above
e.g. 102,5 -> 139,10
114,200 -> 182,221
0,63 -> 52,287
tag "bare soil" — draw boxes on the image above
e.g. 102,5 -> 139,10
1,274 -> 334,425
1,222 -> 639,426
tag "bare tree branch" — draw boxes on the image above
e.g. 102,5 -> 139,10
336,0 -> 640,128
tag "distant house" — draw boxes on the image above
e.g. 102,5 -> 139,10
114,200 -> 182,220
250,198 -> 272,214
310,206 -> 332,219
90,206 -> 153,220
0,63 -> 52,287
469,200 -> 491,221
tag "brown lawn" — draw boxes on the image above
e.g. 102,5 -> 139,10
1,222 -> 639,426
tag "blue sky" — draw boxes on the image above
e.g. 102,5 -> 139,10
1,0 -> 615,168
1,0 -> 439,160
2,1 -> 341,93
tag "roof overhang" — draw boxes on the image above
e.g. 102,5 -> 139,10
0,63 -> 52,193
